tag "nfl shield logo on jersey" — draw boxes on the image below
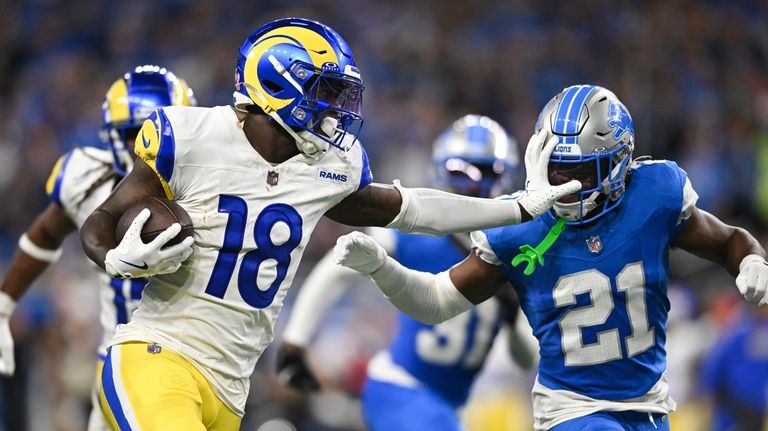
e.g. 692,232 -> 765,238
267,170 -> 279,186
586,235 -> 602,254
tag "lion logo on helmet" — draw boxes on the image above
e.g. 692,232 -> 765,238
608,101 -> 634,143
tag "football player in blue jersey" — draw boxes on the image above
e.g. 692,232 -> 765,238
78,18 -> 580,430
334,84 -> 768,431
0,65 -> 196,430
276,114 -> 536,431
699,305 -> 768,431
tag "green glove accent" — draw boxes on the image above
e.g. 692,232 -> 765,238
511,218 -> 567,276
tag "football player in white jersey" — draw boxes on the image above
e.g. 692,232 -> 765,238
79,18 -> 580,431
0,65 -> 195,430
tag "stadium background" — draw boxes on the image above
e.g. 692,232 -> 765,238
0,0 -> 767,429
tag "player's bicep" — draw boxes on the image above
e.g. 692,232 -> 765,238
324,183 -> 402,227
672,208 -> 731,254
672,207 -> 763,275
95,158 -> 167,218
449,253 -> 507,304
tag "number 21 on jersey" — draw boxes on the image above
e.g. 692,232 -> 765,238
554,262 -> 654,366
204,195 -> 303,309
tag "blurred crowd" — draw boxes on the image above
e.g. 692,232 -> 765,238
0,0 -> 767,430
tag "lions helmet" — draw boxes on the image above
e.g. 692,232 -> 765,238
433,115 -> 519,198
102,65 -> 196,176
233,17 -> 364,160
535,85 -> 635,224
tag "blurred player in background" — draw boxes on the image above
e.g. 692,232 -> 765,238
277,114 -> 537,431
78,17 -> 579,430
699,304 -> 768,431
334,84 -> 768,431
0,65 -> 196,430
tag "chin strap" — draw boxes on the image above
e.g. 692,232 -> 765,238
511,218 -> 566,276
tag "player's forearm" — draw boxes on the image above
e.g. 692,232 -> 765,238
1,208 -> 74,301
385,185 -> 527,236
722,227 -> 765,277
505,324 -> 538,371
80,208 -> 119,270
283,252 -> 362,346
368,257 -> 473,325
0,250 -> 52,301
695,225 -> 765,277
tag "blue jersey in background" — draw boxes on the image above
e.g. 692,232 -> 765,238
363,232 -> 508,431
387,232 -> 504,407
699,312 -> 768,431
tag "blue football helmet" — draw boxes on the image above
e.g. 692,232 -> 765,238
102,65 -> 196,176
433,115 -> 519,198
233,17 -> 364,159
535,85 -> 635,225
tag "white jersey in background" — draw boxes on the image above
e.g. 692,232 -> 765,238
111,105 -> 372,415
46,145 -> 144,358
46,145 -> 144,431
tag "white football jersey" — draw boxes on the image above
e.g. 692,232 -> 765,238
45,146 -> 145,357
110,105 -> 372,415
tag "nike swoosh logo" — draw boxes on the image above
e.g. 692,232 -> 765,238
119,259 -> 149,270
142,133 -> 151,148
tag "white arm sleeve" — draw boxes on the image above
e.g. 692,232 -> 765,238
282,251 -> 366,347
385,181 -> 522,236
369,257 -> 473,325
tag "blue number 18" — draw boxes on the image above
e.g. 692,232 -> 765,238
204,195 -> 303,308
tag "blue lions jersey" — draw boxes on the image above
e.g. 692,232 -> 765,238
387,232 -> 503,407
483,161 -> 692,401
699,313 -> 768,430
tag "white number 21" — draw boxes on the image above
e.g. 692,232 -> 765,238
554,262 -> 654,366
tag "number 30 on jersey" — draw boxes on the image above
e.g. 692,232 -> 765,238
203,195 -> 303,308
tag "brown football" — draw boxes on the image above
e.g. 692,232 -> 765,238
115,197 -> 194,246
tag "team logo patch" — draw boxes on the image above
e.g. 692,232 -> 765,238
608,101 -> 634,141
586,235 -> 603,254
267,170 -> 279,186
317,168 -> 349,184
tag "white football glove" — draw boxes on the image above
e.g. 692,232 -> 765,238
516,130 -> 582,218
736,254 -> 768,306
333,231 -> 388,274
105,208 -> 194,278
0,291 -> 16,376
